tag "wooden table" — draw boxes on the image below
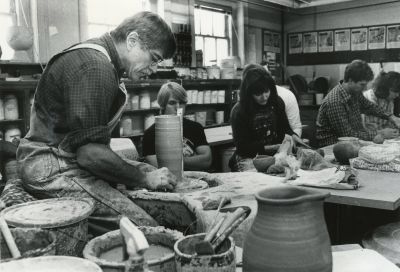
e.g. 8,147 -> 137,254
318,145 -> 400,210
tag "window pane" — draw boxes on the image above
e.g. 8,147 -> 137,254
88,24 -> 110,38
0,15 -> 14,60
200,9 -> 212,36
204,37 -> 216,66
216,38 -> 228,64
213,12 -> 225,37
0,0 -> 10,13
194,8 -> 200,34
195,36 -> 203,52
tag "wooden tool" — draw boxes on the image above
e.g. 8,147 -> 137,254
119,217 -> 149,272
0,216 -> 21,258
211,213 -> 247,252
195,207 -> 246,255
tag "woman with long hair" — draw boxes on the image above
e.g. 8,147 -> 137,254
363,71 -> 400,130
229,63 -> 298,172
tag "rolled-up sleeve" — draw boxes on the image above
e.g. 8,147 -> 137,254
59,61 -> 118,152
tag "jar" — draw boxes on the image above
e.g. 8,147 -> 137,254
211,91 -> 218,104
4,94 -> 19,120
197,91 -> 204,104
215,111 -> 224,124
131,115 -> 144,134
204,90 -> 211,104
0,96 -> 4,120
5,126 -> 21,142
139,91 -> 151,109
120,116 -> 133,136
186,90 -> 193,104
218,90 -> 225,103
131,95 -> 139,110
191,90 -> 198,104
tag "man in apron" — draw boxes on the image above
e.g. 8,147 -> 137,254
16,11 -> 177,226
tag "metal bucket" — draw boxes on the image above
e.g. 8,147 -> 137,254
0,197 -> 95,256
0,228 -> 56,262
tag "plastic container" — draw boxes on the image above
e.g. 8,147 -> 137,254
218,90 -> 225,103
139,91 -> 151,109
120,115 -> 133,136
211,91 -> 218,104
204,91 -> 211,104
4,126 -> 21,142
197,91 -> 204,104
191,90 -> 198,104
131,95 -> 139,110
0,198 -> 95,256
3,94 -> 19,120
0,96 -> 4,120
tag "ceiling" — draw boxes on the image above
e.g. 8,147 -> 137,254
262,0 -> 359,9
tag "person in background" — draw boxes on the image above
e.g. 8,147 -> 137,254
16,12 -> 177,226
316,60 -> 400,147
362,71 -> 400,130
143,82 -> 212,171
262,61 -> 302,136
229,63 -> 301,172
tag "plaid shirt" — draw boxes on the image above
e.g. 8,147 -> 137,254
26,33 -> 125,153
316,83 -> 392,147
362,89 -> 395,130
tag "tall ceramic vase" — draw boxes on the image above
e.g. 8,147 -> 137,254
243,185 -> 332,272
155,115 -> 183,181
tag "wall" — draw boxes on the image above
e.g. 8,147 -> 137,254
283,0 -> 400,88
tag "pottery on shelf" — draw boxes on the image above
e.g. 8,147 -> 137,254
243,185 -> 332,272
6,25 -> 34,62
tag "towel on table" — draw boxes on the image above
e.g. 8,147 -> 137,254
286,166 -> 358,190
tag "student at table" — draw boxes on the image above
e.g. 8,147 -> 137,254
362,71 -> 400,130
143,82 -> 212,171
229,63 -> 301,172
262,61 -> 302,136
316,60 -> 400,147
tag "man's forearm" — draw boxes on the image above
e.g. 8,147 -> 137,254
76,143 -> 147,187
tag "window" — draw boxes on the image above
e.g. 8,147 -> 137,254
194,5 -> 232,66
0,0 -> 14,60
86,0 -> 149,39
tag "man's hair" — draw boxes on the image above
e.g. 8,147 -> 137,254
373,71 -> 400,99
110,11 -> 176,59
344,59 -> 374,83
157,82 -> 187,113
239,63 -> 278,118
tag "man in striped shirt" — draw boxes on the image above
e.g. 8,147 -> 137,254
316,60 -> 400,147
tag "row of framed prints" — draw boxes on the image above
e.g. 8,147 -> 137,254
288,24 -> 400,54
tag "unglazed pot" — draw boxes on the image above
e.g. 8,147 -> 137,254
155,115 -> 183,181
243,185 -> 332,272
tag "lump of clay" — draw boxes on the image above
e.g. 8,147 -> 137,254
373,134 -> 384,144
253,155 -> 275,172
266,164 -> 286,175
202,196 -> 231,210
333,142 -> 360,164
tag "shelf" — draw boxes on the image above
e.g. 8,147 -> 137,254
122,79 -> 241,89
0,80 -> 38,90
299,104 -> 321,109
121,132 -> 144,138
124,108 -> 160,114
0,119 -> 24,125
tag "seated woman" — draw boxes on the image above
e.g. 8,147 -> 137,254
142,82 -> 212,171
230,63 -> 300,172
363,71 -> 400,131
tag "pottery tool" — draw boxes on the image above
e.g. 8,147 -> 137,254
0,215 -> 21,258
120,217 -> 149,272
195,207 -> 246,255
208,196 -> 228,228
212,212 -> 247,252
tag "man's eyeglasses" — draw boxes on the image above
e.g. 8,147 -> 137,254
137,34 -> 164,66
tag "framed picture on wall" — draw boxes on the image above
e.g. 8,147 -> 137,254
334,29 -> 350,51
351,28 -> 368,51
368,26 -> 386,49
303,32 -> 317,53
318,31 -> 333,52
387,24 -> 400,49
264,30 -> 281,53
288,33 -> 303,54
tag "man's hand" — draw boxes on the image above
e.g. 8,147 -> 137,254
389,115 -> 400,129
378,128 -> 399,139
145,167 -> 177,191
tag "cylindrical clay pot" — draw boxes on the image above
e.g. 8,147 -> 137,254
243,185 -> 332,272
155,115 -> 183,181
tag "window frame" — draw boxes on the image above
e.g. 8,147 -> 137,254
194,3 -> 232,66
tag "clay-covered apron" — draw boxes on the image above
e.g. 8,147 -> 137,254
23,44 -> 157,226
